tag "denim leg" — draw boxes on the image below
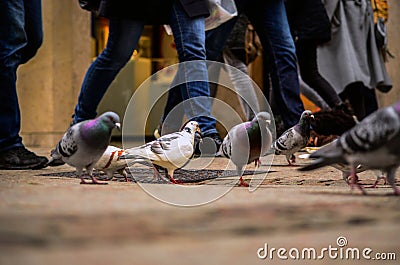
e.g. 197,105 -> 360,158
73,19 -> 144,123
205,17 -> 238,61
160,85 -> 184,134
246,0 -> 304,129
162,17 -> 235,128
162,6 -> 238,134
168,2 -> 217,136
21,0 -> 43,64
0,0 -> 42,151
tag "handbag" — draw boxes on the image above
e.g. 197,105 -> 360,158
245,23 -> 262,64
164,0 -> 238,35
205,0 -> 238,31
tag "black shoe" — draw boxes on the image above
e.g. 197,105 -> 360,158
194,133 -> 222,157
0,146 -> 49,170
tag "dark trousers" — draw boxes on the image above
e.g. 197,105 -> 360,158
295,39 -> 342,108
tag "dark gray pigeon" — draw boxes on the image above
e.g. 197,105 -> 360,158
300,101 -> 400,195
273,110 -> 314,165
48,112 -> 121,184
218,112 -> 272,187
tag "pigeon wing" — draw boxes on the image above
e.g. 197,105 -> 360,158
58,127 -> 78,158
341,107 -> 400,153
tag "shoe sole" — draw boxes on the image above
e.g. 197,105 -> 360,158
47,160 -> 66,167
0,161 -> 48,170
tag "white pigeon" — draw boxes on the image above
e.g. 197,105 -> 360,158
218,112 -> 272,187
122,121 -> 201,184
94,145 -> 129,182
48,112 -> 121,185
273,110 -> 314,165
300,101 -> 400,195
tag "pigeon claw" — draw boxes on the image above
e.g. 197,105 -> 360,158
169,176 -> 183,185
80,176 -> 108,185
349,169 -> 366,195
238,176 -> 249,187
366,176 -> 386,189
286,154 -> 297,166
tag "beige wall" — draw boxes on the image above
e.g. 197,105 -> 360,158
377,0 -> 400,106
18,0 -> 91,147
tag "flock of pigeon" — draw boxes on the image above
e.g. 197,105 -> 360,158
47,100 -> 400,195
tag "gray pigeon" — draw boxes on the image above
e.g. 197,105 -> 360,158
122,121 -> 200,184
218,112 -> 272,187
273,110 -> 314,165
300,101 -> 400,195
49,112 -> 121,184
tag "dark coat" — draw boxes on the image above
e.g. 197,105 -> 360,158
99,0 -> 209,24
285,0 -> 331,44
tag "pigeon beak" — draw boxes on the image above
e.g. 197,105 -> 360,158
265,119 -> 271,125
310,115 -> 315,120
115,122 -> 121,130
195,131 -> 203,143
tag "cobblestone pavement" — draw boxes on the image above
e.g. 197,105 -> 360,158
0,148 -> 399,265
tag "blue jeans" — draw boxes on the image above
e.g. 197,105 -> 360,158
0,0 -> 43,152
73,19 -> 144,123
162,3 -> 217,136
206,0 -> 304,129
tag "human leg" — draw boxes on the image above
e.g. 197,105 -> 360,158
20,0 -> 43,64
0,0 -> 26,151
296,39 -> 342,108
246,0 -> 304,129
169,2 -> 218,137
0,0 -> 47,168
73,19 -> 144,123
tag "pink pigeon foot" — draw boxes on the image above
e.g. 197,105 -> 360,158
238,176 -> 249,187
168,175 -> 183,184
349,168 -> 366,195
80,175 -> 108,185
366,175 -> 386,189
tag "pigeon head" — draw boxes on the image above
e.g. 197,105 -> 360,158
297,110 -> 314,136
181,121 -> 200,135
250,112 -> 272,134
300,110 -> 314,121
299,110 -> 314,126
254,112 -> 271,124
98,111 -> 121,131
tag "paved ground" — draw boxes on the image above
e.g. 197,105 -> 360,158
0,148 -> 399,265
